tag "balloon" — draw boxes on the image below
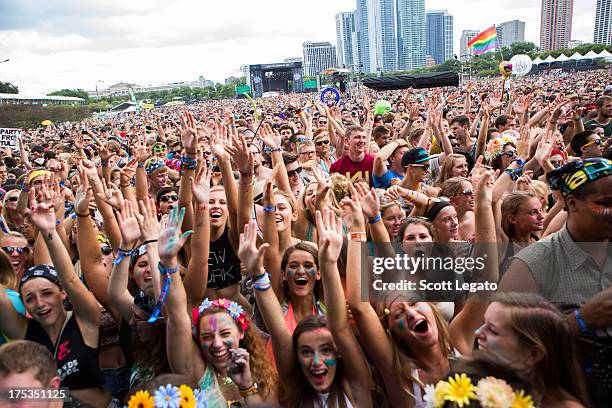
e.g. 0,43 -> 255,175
509,54 -> 533,77
374,100 -> 392,115
320,87 -> 341,107
499,61 -> 513,79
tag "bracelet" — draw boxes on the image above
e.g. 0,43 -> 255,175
142,239 -> 158,245
349,232 -> 367,242
70,212 -> 77,220
120,183 -> 131,188
504,168 -> 523,181
100,159 -> 109,167
269,147 -> 282,152
112,247 -> 134,265
185,150 -> 197,155
574,309 -> 593,336
55,220 -> 62,226
239,383 -> 259,398
368,213 -> 382,224
158,262 -> 179,275
406,191 -> 416,202
263,205 -> 276,213
253,273 -> 271,291
137,162 -> 145,168
196,204 -> 209,212
19,184 -> 30,193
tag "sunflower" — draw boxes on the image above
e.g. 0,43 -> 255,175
179,385 -> 196,408
512,389 -> 535,408
441,373 -> 477,408
127,390 -> 154,408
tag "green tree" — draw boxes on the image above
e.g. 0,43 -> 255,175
48,88 -> 90,103
0,81 -> 18,94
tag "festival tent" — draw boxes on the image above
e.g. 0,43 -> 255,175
555,54 -> 569,62
584,50 -> 599,59
543,55 -> 556,63
569,52 -> 584,60
532,57 -> 544,65
597,49 -> 612,60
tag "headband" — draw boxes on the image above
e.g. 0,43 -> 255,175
27,170 -> 52,185
191,298 -> 249,337
426,200 -> 453,222
145,158 -> 166,175
484,134 -> 517,161
547,158 -> 612,197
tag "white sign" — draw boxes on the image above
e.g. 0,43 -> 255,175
509,54 -> 533,77
0,128 -> 21,149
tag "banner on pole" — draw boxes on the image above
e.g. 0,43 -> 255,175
0,128 -> 21,149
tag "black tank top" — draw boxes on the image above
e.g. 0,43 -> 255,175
207,226 -> 242,290
25,312 -> 104,390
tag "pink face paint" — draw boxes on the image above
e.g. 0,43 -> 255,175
210,315 -> 218,332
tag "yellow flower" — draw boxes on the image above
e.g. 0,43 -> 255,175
433,381 -> 449,407
512,390 -> 535,408
441,373 -> 477,408
128,390 -> 154,408
179,384 -> 196,408
476,377 -> 514,408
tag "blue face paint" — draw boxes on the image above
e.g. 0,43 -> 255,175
224,340 -> 233,348
287,268 -> 297,277
324,357 -> 337,366
313,351 -> 321,366
398,319 -> 406,331
306,267 -> 316,278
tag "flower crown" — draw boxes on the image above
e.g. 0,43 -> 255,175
192,298 -> 250,335
484,134 -> 517,161
127,384 -> 208,408
423,373 -> 535,408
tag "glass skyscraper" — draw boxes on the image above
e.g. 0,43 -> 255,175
425,10 -> 453,65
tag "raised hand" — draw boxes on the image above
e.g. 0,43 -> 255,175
134,132 -> 151,164
180,111 -> 199,154
341,183 -> 365,232
516,124 -> 532,159
352,182 -> 380,219
137,197 -> 161,242
384,185 -> 409,202
81,159 -> 99,180
190,164 -> 212,205
259,123 -> 281,148
117,200 -> 142,246
119,156 -> 138,186
27,182 -> 57,235
316,208 -> 344,264
97,178 -> 124,210
75,166 -> 93,216
534,130 -> 555,166
232,134 -> 254,177
473,168 -> 498,204
158,206 -> 192,261
238,220 -> 269,275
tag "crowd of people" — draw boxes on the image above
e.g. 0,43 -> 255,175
0,68 -> 611,408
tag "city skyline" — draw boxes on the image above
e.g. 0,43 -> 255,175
0,0 -> 601,94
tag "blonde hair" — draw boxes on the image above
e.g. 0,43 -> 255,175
436,154 -> 467,187
501,191 -> 537,239
439,177 -> 471,198
0,250 -> 17,290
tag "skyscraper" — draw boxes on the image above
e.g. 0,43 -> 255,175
302,42 -> 338,77
356,0 -> 371,73
335,12 -> 356,68
594,0 -> 612,45
425,10 -> 453,65
540,0 -> 574,51
460,30 -> 479,60
497,20 -> 525,48
396,0 -> 426,70
365,0 -> 398,73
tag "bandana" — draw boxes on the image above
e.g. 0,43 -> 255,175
145,158 -> 166,175
20,265 -> 60,289
426,199 -> 453,222
547,158 -> 612,197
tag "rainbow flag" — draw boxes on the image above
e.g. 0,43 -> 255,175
468,26 -> 498,55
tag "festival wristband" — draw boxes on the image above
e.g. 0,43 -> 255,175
239,383 -> 259,397
100,159 -> 109,167
349,232 -> 367,242
142,239 -> 158,245
253,272 -> 271,291
19,184 -> 30,193
368,213 -> 382,224
112,248 -> 134,265
574,309 -> 593,336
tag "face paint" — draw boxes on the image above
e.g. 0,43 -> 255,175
299,357 -> 309,369
210,315 -> 218,332
398,319 -> 406,331
588,202 -> 611,217
287,268 -> 297,277
323,357 -> 337,366
224,340 -> 233,348
313,351 -> 321,366
306,267 -> 316,278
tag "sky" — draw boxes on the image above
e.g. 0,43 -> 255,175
0,0 -> 599,94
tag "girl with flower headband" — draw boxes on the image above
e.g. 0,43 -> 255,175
161,169 -> 276,407
238,211 -> 372,408
346,169 -> 499,408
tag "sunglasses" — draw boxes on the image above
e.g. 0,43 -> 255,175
203,151 -> 212,156
411,163 -> 430,170
2,246 -> 29,255
153,145 -> 167,153
100,245 -> 112,255
582,138 -> 602,148
160,194 -> 178,202
6,196 -> 18,203
316,140 -> 330,146
287,167 -> 303,177
461,188 -> 473,196
501,150 -> 517,157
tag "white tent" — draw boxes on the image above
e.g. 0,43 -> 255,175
569,52 -> 584,60
597,49 -> 612,61
543,55 -> 556,63
584,50 -> 599,58
532,57 -> 543,65
555,53 -> 569,62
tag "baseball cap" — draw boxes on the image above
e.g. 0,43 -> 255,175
402,147 -> 431,167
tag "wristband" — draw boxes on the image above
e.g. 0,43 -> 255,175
253,273 -> 271,291
19,184 -> 30,193
100,159 -> 109,167
368,213 -> 382,224
263,205 -> 276,213
574,309 -> 593,336
55,220 -> 62,226
269,147 -> 282,152
158,262 -> 179,275
505,167 -> 523,181
70,212 -> 78,220
142,239 -> 158,245
349,232 -> 367,242
148,262 -> 178,323
112,248 -> 134,265
137,162 -> 145,168
196,204 -> 209,212
238,383 -> 258,397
